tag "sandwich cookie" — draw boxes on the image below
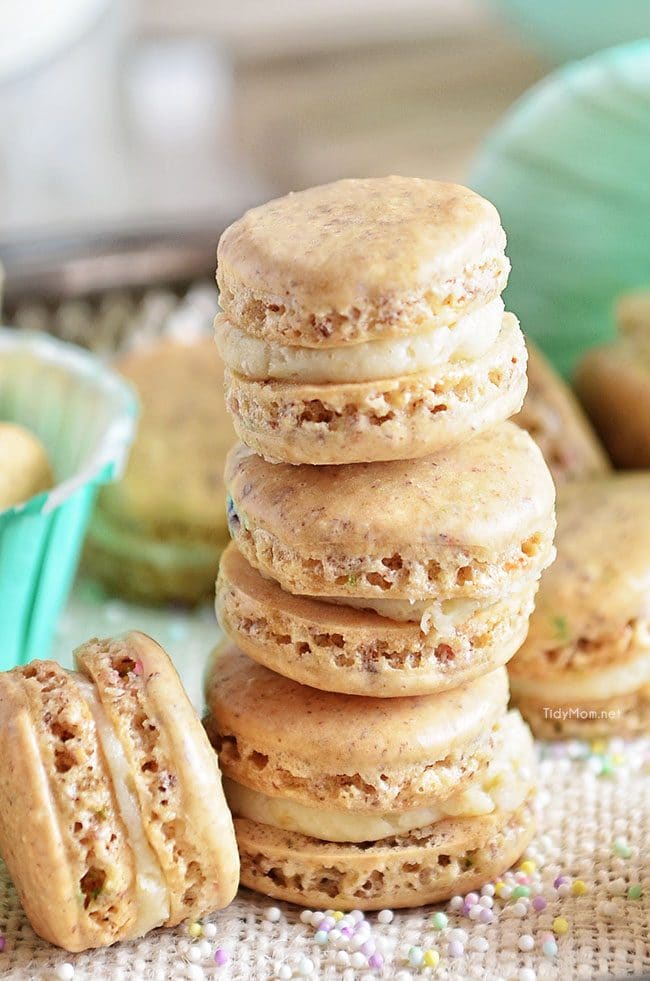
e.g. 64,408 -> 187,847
85,338 -> 235,605
513,340 -> 609,485
205,644 -> 536,910
575,290 -> 650,468
219,422 -> 556,695
510,475 -> 650,738
216,176 -> 526,464
0,422 -> 53,510
0,632 -> 239,951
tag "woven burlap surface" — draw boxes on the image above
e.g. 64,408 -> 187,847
1,741 -> 649,981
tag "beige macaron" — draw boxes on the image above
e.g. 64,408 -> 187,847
0,632 -> 239,951
220,422 -> 555,694
513,341 -> 609,485
205,643 -> 535,909
0,422 -> 53,511
84,337 -> 235,605
575,290 -> 650,468
510,474 -> 650,738
216,176 -> 526,464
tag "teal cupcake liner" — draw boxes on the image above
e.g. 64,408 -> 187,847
0,328 -> 138,669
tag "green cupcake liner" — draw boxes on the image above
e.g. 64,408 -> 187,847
0,328 -> 138,669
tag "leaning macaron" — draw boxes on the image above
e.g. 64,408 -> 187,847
205,643 -> 536,910
215,176 -> 527,464
0,422 -> 53,511
0,632 -> 239,951
84,337 -> 235,605
513,340 -> 609,485
219,422 -> 555,695
510,474 -> 650,738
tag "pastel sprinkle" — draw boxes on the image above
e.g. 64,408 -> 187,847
202,923 -> 217,939
512,885 -> 530,899
296,957 -> 315,976
552,916 -> 569,935
613,838 -> 632,859
333,910 -> 344,921
188,922 -> 202,938
56,967 -> 75,981
532,896 -> 547,911
214,948 -> 228,966
628,884 -> 643,900
543,939 -> 558,958
377,909 -> 394,924
265,906 -> 282,922
0,938 -> 5,953
448,940 -> 464,957
465,892 -> 479,906
518,934 -> 535,952
408,946 -> 424,968
519,860 -> 536,875
350,951 -> 367,968
571,879 -> 588,896
431,911 -> 448,929
479,908 -> 495,924
369,953 -> 384,969
554,876 -> 569,889
423,949 -> 440,968
314,931 -> 328,944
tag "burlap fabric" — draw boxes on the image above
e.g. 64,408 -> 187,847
1,741 -> 648,980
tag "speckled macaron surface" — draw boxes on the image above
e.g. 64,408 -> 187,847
0,422 -> 53,511
0,632 -> 239,952
205,643 -> 536,909
215,176 -> 527,464
84,337 -> 235,604
510,475 -> 650,738
575,290 -> 650,468
513,340 -> 609,485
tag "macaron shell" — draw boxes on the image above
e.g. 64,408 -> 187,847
510,474 -> 650,678
513,687 -> 650,740
223,312 -> 527,465
0,422 -> 54,511
233,795 -> 535,910
216,543 -> 536,696
75,632 -> 240,926
513,340 -> 610,484
217,176 -> 509,348
0,665 -> 136,952
225,421 -> 556,601
205,643 -> 508,810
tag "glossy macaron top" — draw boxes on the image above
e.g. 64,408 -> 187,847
512,475 -> 650,668
97,338 -> 234,538
224,422 -> 556,599
217,176 -> 509,347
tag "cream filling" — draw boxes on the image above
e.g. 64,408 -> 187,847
511,650 -> 650,702
225,712 -> 532,843
217,298 -> 504,383
76,677 -> 170,938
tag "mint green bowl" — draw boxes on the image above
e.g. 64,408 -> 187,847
0,329 -> 138,669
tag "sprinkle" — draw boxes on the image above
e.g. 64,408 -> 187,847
519,969 -> 537,981
202,923 -> 217,939
571,880 -> 588,896
369,953 -> 384,969
496,884 -> 512,900
377,909 -> 394,924
56,967 -> 75,981
479,908 -> 495,924
188,922 -> 202,938
468,905 -> 482,920
553,876 -> 569,889
187,946 -> 202,962
469,937 -> 489,953
552,916 -> 569,935
465,891 -> 479,906
296,957 -> 314,976
479,895 -> 493,908
512,885 -> 530,899
543,939 -> 558,958
351,910 -> 365,922
300,910 -> 313,923
449,928 -> 468,943
314,931 -> 329,944
311,911 -> 325,926
0,938 -> 5,953
611,877 -> 628,895
408,946 -> 424,968
199,941 -> 212,959
532,896 -> 547,912
628,884 -> 643,900
214,948 -> 228,966
133,660 -> 144,675
590,739 -> 607,755
518,934 -> 535,951
360,941 -> 375,956
481,883 -> 495,897
265,906 -> 282,923
351,951 -> 367,968
328,929 -> 342,944
335,951 -> 350,967
613,838 -> 632,859
333,911 -> 344,921
448,939 -> 464,957
186,966 -> 204,981
519,860 -> 536,875
598,900 -> 618,917
276,967 -> 292,981
449,895 -> 464,911
431,911 -> 448,929
423,949 -> 440,968
511,903 -> 528,917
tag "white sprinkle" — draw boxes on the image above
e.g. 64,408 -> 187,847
296,957 -> 314,976
351,909 -> 365,922
351,952 -> 367,969
329,929 -> 342,943
479,894 -> 494,908
481,883 -> 495,897
134,959 -> 146,973
335,951 -> 351,967
511,902 -> 528,917
611,878 -> 627,895
449,895 -> 464,911
468,905 -> 482,920
395,972 -> 414,981
557,883 -> 571,898
499,885 -> 512,900
186,966 -> 204,981
187,946 -> 202,963
202,923 -> 217,939
199,941 -> 212,959
519,969 -> 537,981
277,966 -> 292,980
311,911 -> 325,926
265,906 -> 282,923
469,936 -> 489,952
449,928 -> 468,943
56,966 -> 75,981
518,934 -> 535,952
377,908 -> 394,924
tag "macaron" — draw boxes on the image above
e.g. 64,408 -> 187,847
513,340 -> 609,485
204,643 -> 536,910
575,290 -> 650,468
215,176 -> 527,465
218,422 -> 556,695
0,422 -> 53,511
510,474 -> 650,738
0,631 -> 239,951
84,337 -> 235,605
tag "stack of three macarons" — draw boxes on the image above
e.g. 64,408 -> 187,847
207,176 -> 557,909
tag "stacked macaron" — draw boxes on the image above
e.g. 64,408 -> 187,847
209,176 -> 556,909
